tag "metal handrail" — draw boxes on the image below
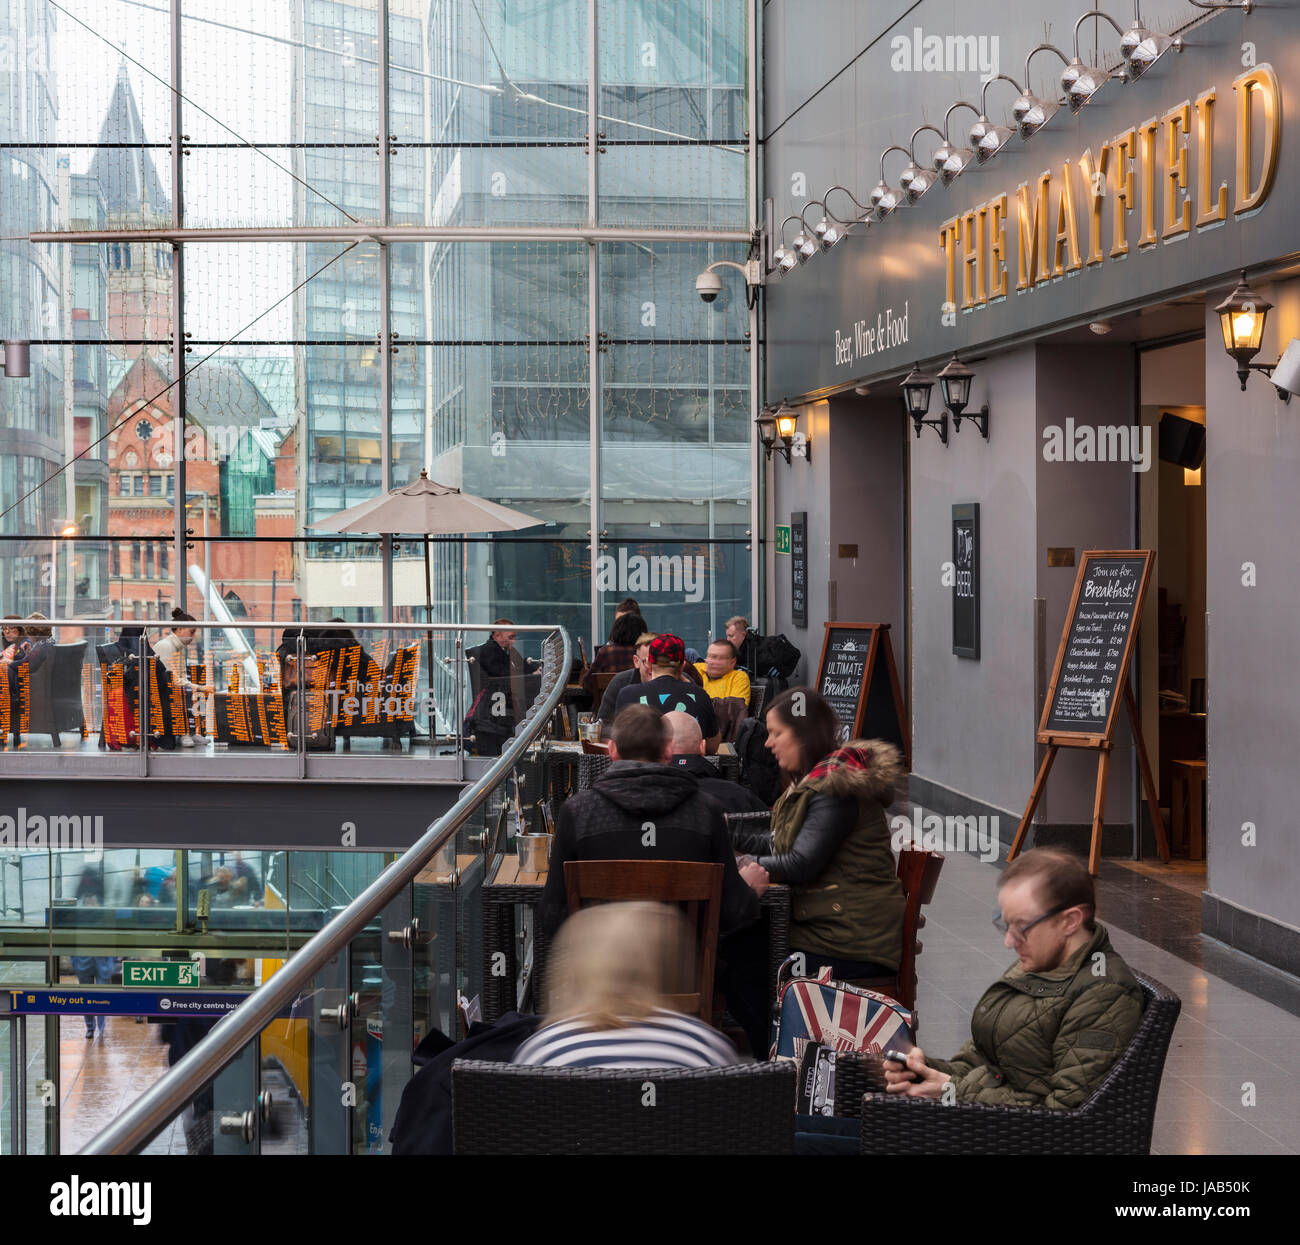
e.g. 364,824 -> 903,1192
79,624 -> 572,1155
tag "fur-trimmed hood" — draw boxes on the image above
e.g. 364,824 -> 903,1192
797,738 -> 903,806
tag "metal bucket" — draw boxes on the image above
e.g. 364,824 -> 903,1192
517,833 -> 551,873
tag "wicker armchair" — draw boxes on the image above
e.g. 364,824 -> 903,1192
857,971 -> 1180,1155
451,1060 -> 795,1154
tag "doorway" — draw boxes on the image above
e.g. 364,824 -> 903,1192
1137,338 -> 1208,885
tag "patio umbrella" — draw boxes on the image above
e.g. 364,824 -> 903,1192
309,470 -> 543,735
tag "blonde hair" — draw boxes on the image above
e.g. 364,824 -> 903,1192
544,902 -> 694,1029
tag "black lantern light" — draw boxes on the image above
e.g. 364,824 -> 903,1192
938,354 -> 990,438
1214,271 -> 1274,391
756,407 -> 791,464
901,363 -> 947,445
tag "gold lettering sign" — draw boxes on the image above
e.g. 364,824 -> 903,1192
935,68 -> 1281,308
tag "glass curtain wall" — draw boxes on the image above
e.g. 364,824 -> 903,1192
0,0 -> 753,666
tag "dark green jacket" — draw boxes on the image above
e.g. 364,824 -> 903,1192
928,923 -> 1144,1110
764,739 -> 905,967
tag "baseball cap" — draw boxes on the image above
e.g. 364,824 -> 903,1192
648,633 -> 686,665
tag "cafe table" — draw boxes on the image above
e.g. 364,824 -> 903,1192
479,849 -> 790,1025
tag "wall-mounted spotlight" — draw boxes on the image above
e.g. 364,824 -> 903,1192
900,125 -> 945,203
1061,10 -> 1127,113
901,363 -> 948,445
1015,45 -> 1069,138
1121,2 -> 1183,79
1214,271 -> 1295,402
770,216 -> 804,274
938,355 -> 990,439
934,101 -> 980,185
970,74 -> 1023,164
870,146 -> 912,220
1,340 -> 31,378
818,185 -> 873,249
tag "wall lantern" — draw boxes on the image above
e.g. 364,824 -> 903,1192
1214,271 -> 1283,396
938,355 -> 990,438
1,340 -> 31,378
901,364 -> 948,445
757,406 -> 803,464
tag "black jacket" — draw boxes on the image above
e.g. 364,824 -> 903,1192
734,630 -> 761,676
671,753 -> 770,817
596,665 -> 639,725
731,792 -> 855,885
539,760 -> 760,939
389,1012 -> 540,1156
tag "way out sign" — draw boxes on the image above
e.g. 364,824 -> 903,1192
123,960 -> 198,989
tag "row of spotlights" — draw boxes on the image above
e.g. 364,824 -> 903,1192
771,1 -> 1215,276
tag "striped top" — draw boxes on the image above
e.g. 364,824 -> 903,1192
512,1008 -> 739,1070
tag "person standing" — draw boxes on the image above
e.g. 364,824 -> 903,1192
153,607 -> 205,746
725,616 -> 761,677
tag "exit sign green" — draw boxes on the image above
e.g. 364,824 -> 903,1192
123,960 -> 198,989
775,525 -> 791,555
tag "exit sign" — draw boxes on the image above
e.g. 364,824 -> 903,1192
775,525 -> 791,555
123,961 -> 198,989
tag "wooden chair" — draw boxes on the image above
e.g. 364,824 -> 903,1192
563,860 -> 723,1021
844,848 -> 944,1014
579,737 -> 610,755
587,670 -> 621,718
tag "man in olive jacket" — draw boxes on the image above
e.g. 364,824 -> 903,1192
886,848 -> 1144,1111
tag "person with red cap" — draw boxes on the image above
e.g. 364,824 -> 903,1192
613,632 -> 720,753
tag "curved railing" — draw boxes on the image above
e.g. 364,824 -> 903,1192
79,623 -> 571,1155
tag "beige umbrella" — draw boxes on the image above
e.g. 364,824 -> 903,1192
309,470 -> 544,728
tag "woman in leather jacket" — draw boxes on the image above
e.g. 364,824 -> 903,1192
733,687 -> 906,981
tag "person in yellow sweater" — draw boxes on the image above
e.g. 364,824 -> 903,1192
694,639 -> 751,706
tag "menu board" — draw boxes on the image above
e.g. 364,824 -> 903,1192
818,625 -> 870,741
1040,552 -> 1153,742
790,511 -> 808,629
814,622 -> 910,764
952,503 -> 979,659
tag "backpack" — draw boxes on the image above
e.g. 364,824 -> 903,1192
756,632 -> 801,680
733,715 -> 782,806
771,955 -> 915,1062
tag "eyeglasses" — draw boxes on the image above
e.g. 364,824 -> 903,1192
992,903 -> 1070,942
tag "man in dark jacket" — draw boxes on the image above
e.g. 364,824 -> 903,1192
725,616 -> 761,677
538,705 -> 767,940
613,633 -> 719,751
665,711 -> 769,818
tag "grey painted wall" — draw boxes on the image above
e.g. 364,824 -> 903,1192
768,393 -> 906,683
1204,275 -> 1300,930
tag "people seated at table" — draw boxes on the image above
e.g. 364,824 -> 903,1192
725,615 -> 761,676
884,848 -> 1144,1110
694,638 -> 751,706
513,902 -> 739,1069
596,630 -> 655,728
0,615 -> 25,672
582,611 -> 644,693
613,633 -> 720,753
665,711 -> 768,818
537,705 -> 767,942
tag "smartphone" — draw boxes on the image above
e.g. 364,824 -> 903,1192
883,1048 -> 922,1082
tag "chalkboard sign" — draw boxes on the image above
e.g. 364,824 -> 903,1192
1039,551 -> 1153,744
815,622 -> 910,765
952,503 -> 979,659
790,511 -> 807,628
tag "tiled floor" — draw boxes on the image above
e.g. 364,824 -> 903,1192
912,843 -> 1300,1155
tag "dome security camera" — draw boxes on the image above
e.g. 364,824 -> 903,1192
1270,338 -> 1300,402
696,270 -> 723,304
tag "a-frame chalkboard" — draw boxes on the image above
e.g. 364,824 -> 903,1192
1009,550 -> 1169,875
814,622 -> 910,768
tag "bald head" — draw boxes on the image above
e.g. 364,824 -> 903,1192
664,710 -> 705,758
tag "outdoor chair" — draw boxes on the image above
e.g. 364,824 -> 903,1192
451,1060 -> 795,1154
21,641 -> 87,747
856,971 -> 1181,1155
748,677 -> 770,721
563,859 -> 723,1021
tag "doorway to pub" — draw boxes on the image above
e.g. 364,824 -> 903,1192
1136,336 -> 1209,890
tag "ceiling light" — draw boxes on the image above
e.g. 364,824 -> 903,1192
1089,320 -> 1114,335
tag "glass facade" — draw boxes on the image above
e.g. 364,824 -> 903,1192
0,0 -> 754,668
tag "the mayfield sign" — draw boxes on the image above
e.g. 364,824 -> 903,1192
935,67 -> 1279,315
